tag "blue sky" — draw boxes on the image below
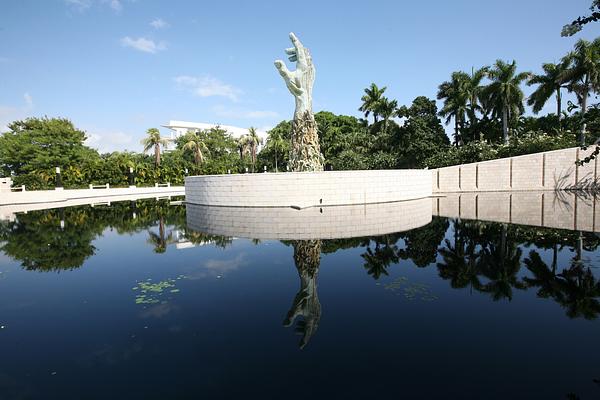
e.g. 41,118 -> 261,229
1,0 -> 599,152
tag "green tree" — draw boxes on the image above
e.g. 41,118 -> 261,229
562,1 -> 600,36
264,128 -> 286,172
437,71 -> 469,145
246,127 -> 262,172
374,97 -> 398,136
182,130 -> 209,166
396,96 -> 450,167
0,117 -> 98,189
560,38 -> 600,145
359,83 -> 386,124
483,60 -> 530,144
527,61 -> 570,125
141,128 -> 170,167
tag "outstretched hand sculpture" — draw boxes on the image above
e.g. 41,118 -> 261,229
274,33 -> 315,118
274,32 -> 323,172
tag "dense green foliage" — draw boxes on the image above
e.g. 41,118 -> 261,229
0,118 -> 244,189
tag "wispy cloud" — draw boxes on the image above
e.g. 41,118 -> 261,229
212,105 -> 278,119
173,75 -> 242,101
0,93 -> 34,132
65,0 -> 92,12
120,36 -> 167,54
85,129 -> 134,153
150,18 -> 169,29
102,0 -> 122,13
65,0 -> 122,13
23,93 -> 33,108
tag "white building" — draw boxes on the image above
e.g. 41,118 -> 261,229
162,120 -> 267,142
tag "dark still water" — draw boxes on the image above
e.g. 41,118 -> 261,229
1,198 -> 600,399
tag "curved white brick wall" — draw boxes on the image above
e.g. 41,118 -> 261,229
186,198 -> 432,240
185,170 -> 431,208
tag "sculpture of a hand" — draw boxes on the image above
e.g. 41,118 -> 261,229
274,32 -> 315,117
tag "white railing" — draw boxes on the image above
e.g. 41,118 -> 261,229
10,185 -> 26,192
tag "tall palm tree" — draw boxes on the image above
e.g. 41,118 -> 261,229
359,83 -> 387,124
266,129 -> 286,172
465,66 -> 490,132
246,127 -> 262,172
182,130 -> 209,166
374,97 -> 398,135
141,128 -> 170,167
527,61 -> 570,125
560,38 -> 600,145
483,60 -> 530,144
437,71 -> 469,146
237,134 -> 249,162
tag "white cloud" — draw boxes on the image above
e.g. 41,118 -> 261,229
65,0 -> 92,12
23,93 -> 33,108
150,18 -> 168,29
212,105 -> 278,119
0,93 -> 34,132
120,36 -> 167,54
103,0 -> 122,13
173,75 -> 242,101
84,130 -> 134,153
65,0 -> 123,13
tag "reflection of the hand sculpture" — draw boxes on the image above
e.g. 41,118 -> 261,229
283,240 -> 322,349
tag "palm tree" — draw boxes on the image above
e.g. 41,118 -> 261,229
182,130 -> 209,166
237,135 -> 249,162
465,66 -> 490,135
359,83 -> 386,124
246,127 -> 262,172
483,60 -> 530,144
265,129 -> 286,172
527,61 -> 570,125
437,71 -> 469,146
374,97 -> 398,135
560,38 -> 600,145
141,128 -> 170,167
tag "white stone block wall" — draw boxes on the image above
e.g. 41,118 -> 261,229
433,191 -> 599,233
186,198 -> 432,240
185,170 -> 432,208
431,147 -> 598,193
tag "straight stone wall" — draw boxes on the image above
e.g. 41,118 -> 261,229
431,146 -> 598,193
186,170 -> 431,208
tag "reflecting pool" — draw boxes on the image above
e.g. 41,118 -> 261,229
1,195 -> 600,399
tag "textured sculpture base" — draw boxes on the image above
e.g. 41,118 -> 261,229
289,111 -> 324,172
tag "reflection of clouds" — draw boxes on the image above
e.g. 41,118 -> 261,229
140,302 -> 179,319
78,342 -> 144,368
187,253 -> 248,280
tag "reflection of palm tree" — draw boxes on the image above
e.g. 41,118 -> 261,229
523,250 -> 563,300
556,264 -> 600,320
284,240 -> 322,349
438,238 -> 482,291
361,235 -> 399,280
437,219 -> 482,292
479,225 -> 525,301
147,216 -> 174,253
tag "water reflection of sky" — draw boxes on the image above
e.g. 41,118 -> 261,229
1,198 -> 600,399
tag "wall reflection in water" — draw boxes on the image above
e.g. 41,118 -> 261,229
2,194 -> 600,349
